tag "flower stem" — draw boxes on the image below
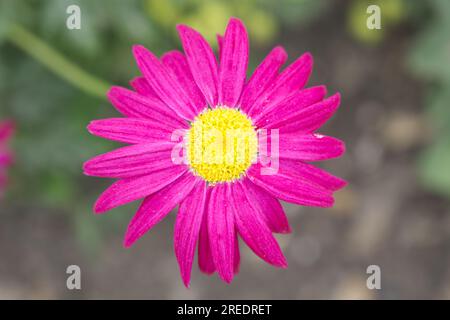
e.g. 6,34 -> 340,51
6,23 -> 110,100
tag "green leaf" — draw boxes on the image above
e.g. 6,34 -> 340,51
419,137 -> 450,197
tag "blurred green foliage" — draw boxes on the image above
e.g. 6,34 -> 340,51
0,0 -> 162,249
408,0 -> 450,197
146,0 -> 327,46
345,0 -> 450,197
347,0 -> 405,45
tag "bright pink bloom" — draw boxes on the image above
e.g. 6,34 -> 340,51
84,18 -> 346,286
0,121 -> 14,198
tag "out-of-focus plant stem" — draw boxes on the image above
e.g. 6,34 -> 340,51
6,24 -> 110,100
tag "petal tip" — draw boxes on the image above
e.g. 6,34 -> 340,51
123,232 -> 136,248
282,226 -> 293,234
333,92 -> 342,103
303,51 -> 313,62
123,238 -> 133,249
199,266 -> 215,275
129,77 -> 141,89
317,85 -> 327,96
338,139 -> 346,156
227,17 -> 246,30
176,24 -> 191,35
336,178 -> 349,190
277,253 -> 289,268
132,44 -> 146,54
86,122 -> 94,135
93,196 -> 109,214
229,16 -> 243,24
273,46 -> 288,60
221,275 -> 234,284
107,86 -> 123,101
82,161 -> 90,174
93,204 -> 105,215
132,45 -> 153,65
181,276 -> 191,288
325,198 -> 335,208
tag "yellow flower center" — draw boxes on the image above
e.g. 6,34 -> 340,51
186,107 -> 258,184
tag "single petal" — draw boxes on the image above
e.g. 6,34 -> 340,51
248,53 -> 313,119
94,165 -> 187,213
231,181 -> 288,267
174,180 -> 207,287
247,164 -> 334,207
216,34 -> 223,60
198,188 -> 216,274
87,118 -> 176,144
239,47 -> 287,113
161,50 -> 207,114
124,172 -> 200,247
207,184 -> 235,283
130,77 -> 158,98
278,133 -> 345,161
177,24 -> 219,107
83,142 -> 176,178
241,178 -> 291,234
107,86 -> 187,129
279,159 -> 347,191
255,86 -> 327,128
274,93 -> 341,133
132,45 -> 197,120
218,18 -> 249,107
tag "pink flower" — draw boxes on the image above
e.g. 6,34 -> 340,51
84,18 -> 346,286
0,121 -> 14,198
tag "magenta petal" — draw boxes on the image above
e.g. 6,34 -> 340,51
129,77 -> 158,98
107,86 -> 187,129
247,164 -> 334,207
279,133 -> 345,161
277,93 -> 341,133
248,52 -> 313,119
279,159 -> 347,191
241,178 -> 291,234
161,50 -> 207,114
124,172 -> 200,247
231,181 -> 288,268
239,47 -> 287,113
207,184 -> 235,283
83,142 -> 176,178
255,86 -> 327,127
94,165 -> 187,213
218,18 -> 248,107
132,45 -> 197,120
177,24 -> 219,107
174,180 -> 207,287
87,118 -> 175,144
217,34 -> 223,60
198,188 -> 216,274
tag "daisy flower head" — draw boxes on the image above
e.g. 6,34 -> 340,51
0,120 -> 14,199
84,17 -> 346,286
